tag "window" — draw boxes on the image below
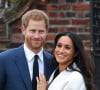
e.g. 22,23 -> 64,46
0,0 -> 3,8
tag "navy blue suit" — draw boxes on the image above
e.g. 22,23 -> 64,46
0,45 -> 54,90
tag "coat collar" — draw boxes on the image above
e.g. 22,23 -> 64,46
14,45 -> 53,89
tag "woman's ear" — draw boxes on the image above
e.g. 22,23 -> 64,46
74,51 -> 78,57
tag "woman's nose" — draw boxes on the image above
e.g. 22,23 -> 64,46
59,47 -> 64,52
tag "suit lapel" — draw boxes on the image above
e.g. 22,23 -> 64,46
15,45 -> 32,90
43,51 -> 53,80
44,51 -> 50,80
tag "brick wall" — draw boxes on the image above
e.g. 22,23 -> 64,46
0,0 -> 91,55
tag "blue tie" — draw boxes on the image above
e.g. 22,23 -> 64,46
32,55 -> 39,90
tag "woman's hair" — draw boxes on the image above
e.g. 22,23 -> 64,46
53,31 -> 96,90
22,9 -> 49,29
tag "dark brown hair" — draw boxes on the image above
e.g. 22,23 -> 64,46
53,31 -> 97,90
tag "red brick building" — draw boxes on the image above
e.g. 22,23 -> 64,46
0,0 -> 91,55
0,0 -> 100,89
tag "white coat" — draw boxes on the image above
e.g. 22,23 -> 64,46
48,68 -> 86,90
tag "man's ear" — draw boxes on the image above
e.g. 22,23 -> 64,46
45,28 -> 48,38
46,28 -> 48,34
21,26 -> 25,35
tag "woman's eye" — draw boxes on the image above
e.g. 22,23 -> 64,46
56,44 -> 62,48
65,45 -> 72,49
65,46 -> 70,49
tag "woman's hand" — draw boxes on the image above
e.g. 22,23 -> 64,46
36,73 -> 48,90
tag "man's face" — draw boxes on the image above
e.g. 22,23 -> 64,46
22,19 -> 48,53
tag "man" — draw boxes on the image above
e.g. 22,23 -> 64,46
0,9 -> 55,90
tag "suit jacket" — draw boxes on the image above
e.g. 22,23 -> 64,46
0,45 -> 55,90
48,68 -> 86,90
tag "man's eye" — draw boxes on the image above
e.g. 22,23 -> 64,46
39,30 -> 44,33
30,30 -> 35,33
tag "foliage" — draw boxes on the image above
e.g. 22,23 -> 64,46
10,0 -> 28,4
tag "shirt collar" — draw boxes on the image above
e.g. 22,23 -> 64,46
24,43 -> 44,62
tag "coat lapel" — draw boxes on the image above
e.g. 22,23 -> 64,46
14,45 -> 32,90
48,70 -> 69,90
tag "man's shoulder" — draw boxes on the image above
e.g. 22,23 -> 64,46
0,45 -> 23,57
44,51 -> 53,57
44,51 -> 52,55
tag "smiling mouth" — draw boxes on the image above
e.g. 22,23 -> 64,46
33,40 -> 41,42
58,55 -> 65,58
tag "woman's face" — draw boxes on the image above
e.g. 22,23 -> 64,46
54,36 -> 77,68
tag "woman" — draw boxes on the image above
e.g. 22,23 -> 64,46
36,31 -> 96,90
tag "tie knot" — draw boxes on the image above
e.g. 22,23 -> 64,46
34,55 -> 38,60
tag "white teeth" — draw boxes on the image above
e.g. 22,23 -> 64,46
58,55 -> 65,57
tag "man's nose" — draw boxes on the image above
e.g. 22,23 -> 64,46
34,32 -> 40,38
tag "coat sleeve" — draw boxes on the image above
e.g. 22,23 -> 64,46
63,71 -> 86,90
0,54 -> 6,90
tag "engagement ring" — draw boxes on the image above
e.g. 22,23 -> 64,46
39,81 -> 43,84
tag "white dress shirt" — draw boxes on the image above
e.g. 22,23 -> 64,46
24,44 -> 44,80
